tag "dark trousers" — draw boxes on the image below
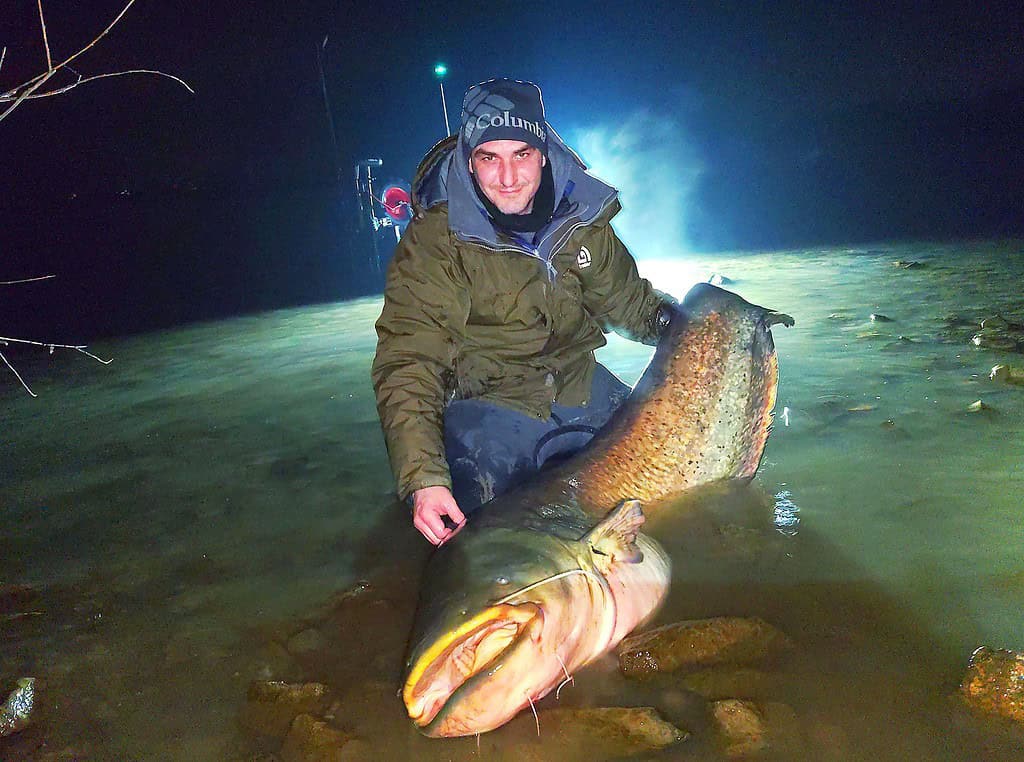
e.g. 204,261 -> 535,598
442,364 -> 630,512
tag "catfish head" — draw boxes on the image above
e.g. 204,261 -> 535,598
401,499 -> 670,737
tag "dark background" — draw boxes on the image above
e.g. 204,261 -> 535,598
2,0 -> 1022,340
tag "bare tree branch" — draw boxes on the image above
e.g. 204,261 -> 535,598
1,350 -> 38,397
0,335 -> 112,364
1,3 -> 181,395
0,70 -> 55,122
0,0 -> 193,123
1,336 -> 114,397
17,69 -> 195,101
0,274 -> 56,285
16,0 -> 138,93
37,0 -> 53,71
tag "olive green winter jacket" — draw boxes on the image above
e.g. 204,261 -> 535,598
371,135 -> 668,501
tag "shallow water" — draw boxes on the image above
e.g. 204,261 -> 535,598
2,241 -> 1023,760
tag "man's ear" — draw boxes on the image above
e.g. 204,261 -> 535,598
468,158 -> 475,174
541,155 -> 547,167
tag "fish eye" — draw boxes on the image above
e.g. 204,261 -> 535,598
495,576 -> 510,585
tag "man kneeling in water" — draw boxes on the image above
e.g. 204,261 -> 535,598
372,78 -> 673,544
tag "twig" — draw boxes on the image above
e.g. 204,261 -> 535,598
1,350 -> 37,397
37,0 -> 52,71
17,0 -> 139,93
0,274 -> 56,285
0,69 -> 54,122
1,46 -> 7,76
0,335 -> 112,364
0,335 -> 113,397
15,69 -> 195,100
0,0 -> 193,123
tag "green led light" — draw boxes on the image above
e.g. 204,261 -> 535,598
434,63 -> 448,78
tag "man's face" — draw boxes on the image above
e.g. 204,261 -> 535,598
469,140 -> 545,216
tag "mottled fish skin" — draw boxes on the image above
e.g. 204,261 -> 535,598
550,282 -> 789,515
402,284 -> 792,738
0,677 -> 35,737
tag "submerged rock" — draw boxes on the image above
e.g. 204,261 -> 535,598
980,315 -> 1023,331
239,681 -> 333,738
869,313 -> 894,323
710,699 -> 801,758
990,364 -> 1024,386
966,399 -> 993,413
537,706 -> 687,756
960,646 -> 1024,724
618,617 -> 793,678
972,329 -> 1022,352
0,677 -> 35,737
280,713 -> 352,762
287,627 -> 328,656
710,699 -> 767,757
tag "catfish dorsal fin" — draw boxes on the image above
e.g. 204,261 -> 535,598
583,499 -> 645,566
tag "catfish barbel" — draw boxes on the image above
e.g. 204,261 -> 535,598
401,283 -> 793,737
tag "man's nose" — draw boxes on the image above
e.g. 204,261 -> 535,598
499,159 -> 516,187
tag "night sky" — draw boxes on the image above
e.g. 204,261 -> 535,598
2,0 -> 1022,340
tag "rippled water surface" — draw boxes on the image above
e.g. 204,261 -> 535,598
3,241 -> 1023,760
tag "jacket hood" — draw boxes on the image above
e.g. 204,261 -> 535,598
411,127 -> 619,250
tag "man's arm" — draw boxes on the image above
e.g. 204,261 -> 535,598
371,212 -> 471,541
578,221 -> 674,345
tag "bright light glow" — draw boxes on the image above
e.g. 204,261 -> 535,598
434,63 -> 448,78
568,111 -> 703,263
634,257 -> 707,297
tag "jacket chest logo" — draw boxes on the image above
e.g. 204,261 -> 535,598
576,245 -> 592,269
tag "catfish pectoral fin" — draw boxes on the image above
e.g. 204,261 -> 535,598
584,499 -> 646,565
766,311 -> 795,328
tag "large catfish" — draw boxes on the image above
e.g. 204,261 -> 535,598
401,283 -> 793,737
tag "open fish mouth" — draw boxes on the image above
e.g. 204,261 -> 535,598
402,603 -> 543,727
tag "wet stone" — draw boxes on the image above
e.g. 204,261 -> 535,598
981,315 -> 1011,330
711,699 -> 767,757
239,681 -> 333,739
537,706 -> 687,756
869,313 -> 894,322
0,677 -> 35,737
250,641 -> 300,682
959,646 -> 1024,724
286,628 -> 328,656
618,617 -> 793,678
990,364 -> 1024,386
710,699 -> 801,758
280,713 -> 351,762
972,329 -> 1021,352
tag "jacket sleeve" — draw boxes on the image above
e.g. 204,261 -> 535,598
579,221 -> 674,346
371,214 -> 470,500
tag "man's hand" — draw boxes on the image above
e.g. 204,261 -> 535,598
412,486 -> 467,545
